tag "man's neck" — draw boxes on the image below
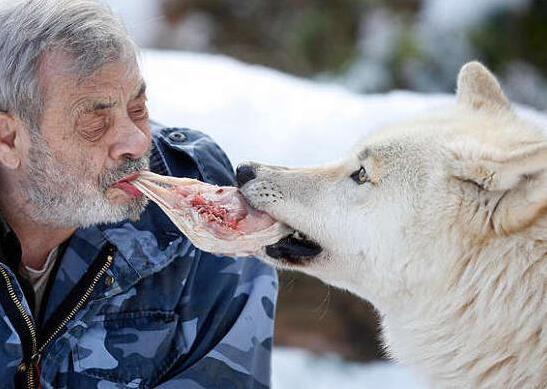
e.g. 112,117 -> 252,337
15,219 -> 74,271
0,185 -> 74,270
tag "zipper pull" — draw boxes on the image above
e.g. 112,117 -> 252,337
31,352 -> 41,365
17,361 -> 27,373
32,353 -> 42,389
15,360 -> 37,389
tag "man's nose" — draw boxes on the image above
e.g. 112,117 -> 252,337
110,121 -> 150,161
236,163 -> 257,187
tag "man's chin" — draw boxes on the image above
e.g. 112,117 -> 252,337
102,184 -> 148,218
82,195 -> 149,227
127,201 -> 148,222
116,196 -> 149,223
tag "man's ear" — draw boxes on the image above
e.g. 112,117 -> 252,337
456,61 -> 510,112
0,112 -> 22,169
451,141 -> 547,235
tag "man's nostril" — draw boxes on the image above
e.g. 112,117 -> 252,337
236,164 -> 257,187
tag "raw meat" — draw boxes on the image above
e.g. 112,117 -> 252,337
130,171 -> 290,256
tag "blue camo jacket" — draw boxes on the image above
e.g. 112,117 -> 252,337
0,124 -> 278,388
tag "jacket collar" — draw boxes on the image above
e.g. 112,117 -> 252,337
0,211 -> 22,270
0,211 -> 12,240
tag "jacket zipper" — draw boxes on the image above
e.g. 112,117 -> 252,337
0,267 -> 38,388
0,249 -> 114,388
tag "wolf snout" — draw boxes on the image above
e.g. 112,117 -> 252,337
236,163 -> 258,187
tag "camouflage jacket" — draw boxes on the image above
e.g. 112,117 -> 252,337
0,125 -> 277,388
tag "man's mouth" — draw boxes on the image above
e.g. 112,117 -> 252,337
265,230 -> 322,265
105,172 -> 145,204
111,172 -> 143,198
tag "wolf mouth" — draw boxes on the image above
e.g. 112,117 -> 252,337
265,231 -> 322,265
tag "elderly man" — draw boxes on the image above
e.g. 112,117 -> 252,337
0,1 -> 277,388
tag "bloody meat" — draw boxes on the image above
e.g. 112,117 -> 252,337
129,171 -> 291,256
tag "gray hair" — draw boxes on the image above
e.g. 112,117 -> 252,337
0,0 -> 138,129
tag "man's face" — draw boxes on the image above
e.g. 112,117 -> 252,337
19,51 -> 151,228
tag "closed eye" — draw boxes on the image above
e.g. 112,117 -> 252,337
129,106 -> 149,121
78,117 -> 108,142
350,167 -> 369,184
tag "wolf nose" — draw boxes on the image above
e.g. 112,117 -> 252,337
236,164 -> 257,187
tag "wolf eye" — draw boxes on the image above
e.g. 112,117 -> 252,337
351,167 -> 369,184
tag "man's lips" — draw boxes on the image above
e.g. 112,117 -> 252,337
111,172 -> 143,198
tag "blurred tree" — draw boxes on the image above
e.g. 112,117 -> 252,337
156,0 -> 547,109
470,0 -> 547,77
161,0 -> 364,76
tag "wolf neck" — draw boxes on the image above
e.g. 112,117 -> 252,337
378,239 -> 545,388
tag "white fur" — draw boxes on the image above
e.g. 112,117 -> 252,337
241,62 -> 547,388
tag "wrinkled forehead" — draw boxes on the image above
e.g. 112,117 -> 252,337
39,50 -> 142,98
38,50 -> 143,110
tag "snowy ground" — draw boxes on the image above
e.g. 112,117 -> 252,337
140,50 -> 454,168
140,50 -> 547,169
272,348 -> 423,389
139,49 -> 546,388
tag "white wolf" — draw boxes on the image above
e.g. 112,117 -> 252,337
237,62 -> 546,388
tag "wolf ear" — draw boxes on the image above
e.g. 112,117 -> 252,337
451,142 -> 547,235
456,61 -> 510,111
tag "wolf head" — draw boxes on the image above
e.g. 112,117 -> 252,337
239,62 -> 547,308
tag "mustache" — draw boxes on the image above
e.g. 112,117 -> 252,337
99,151 -> 151,190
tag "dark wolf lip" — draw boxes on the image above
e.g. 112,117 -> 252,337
265,232 -> 322,265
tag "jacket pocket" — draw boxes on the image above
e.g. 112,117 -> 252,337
73,310 -> 180,386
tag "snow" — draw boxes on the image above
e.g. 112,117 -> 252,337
140,49 -> 453,168
273,348 -> 423,389
139,49 -> 546,388
140,49 -> 546,168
